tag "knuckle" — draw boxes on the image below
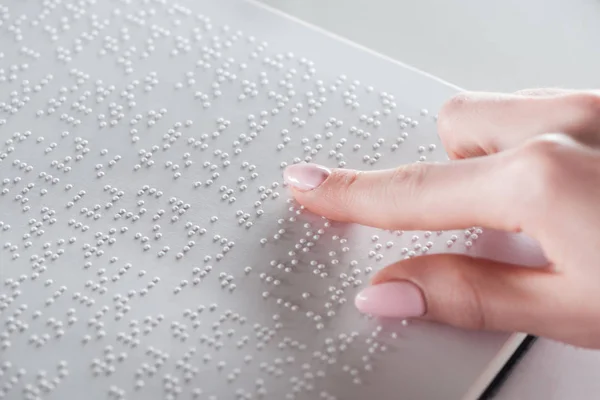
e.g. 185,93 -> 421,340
387,163 -> 430,203
517,138 -> 566,188
569,92 -> 600,135
320,169 -> 362,209
508,138 -> 569,219
440,91 -> 476,116
418,256 -> 488,330
443,260 -> 488,330
437,91 -> 475,142
571,91 -> 600,119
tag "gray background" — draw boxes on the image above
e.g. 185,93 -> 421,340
257,0 -> 600,398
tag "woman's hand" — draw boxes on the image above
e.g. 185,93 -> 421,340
283,89 -> 600,349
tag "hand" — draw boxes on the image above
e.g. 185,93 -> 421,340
283,89 -> 600,349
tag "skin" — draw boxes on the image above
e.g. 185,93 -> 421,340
286,89 -> 600,349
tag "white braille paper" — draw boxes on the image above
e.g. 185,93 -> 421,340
0,1 -> 541,399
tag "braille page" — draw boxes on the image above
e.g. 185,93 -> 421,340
0,0 -> 543,399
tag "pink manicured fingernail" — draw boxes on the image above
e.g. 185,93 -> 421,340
355,281 -> 425,318
283,163 -> 330,191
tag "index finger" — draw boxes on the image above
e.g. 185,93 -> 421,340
283,150 -> 523,232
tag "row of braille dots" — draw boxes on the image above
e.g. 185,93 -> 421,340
269,219 -> 325,256
142,120 -> 193,150
93,151 -> 123,179
164,154 -> 193,180
53,69 -> 91,118
62,19 -> 105,59
70,88 -> 96,116
79,298 -> 122,344
263,52 -> 296,76
179,66 -> 228,95
283,363 -> 345,399
0,299 -> 20,350
0,131 -> 33,156
233,179 -> 278,226
264,68 -> 297,114
114,312 -> 164,350
190,231 -> 233,265
264,78 -> 298,119
72,197 -> 116,226
0,362 -> 26,398
130,208 -> 180,252
171,34 -> 193,57
0,62 -> 33,92
3,176 -> 33,213
18,46 -> 41,60
390,231 -> 441,258
134,145 -> 161,170
191,306 -> 251,349
0,362 -> 68,400
82,253 -> 138,291
192,159 -> 227,188
287,118 -> 344,165
26,0 -> 56,27
36,71 -> 90,119
156,5 -> 193,30
184,117 -> 229,153
37,98 -> 82,128
258,200 -> 319,246
22,211 -> 63,256
2,11 -> 25,42
192,73 -> 213,108
27,299 -> 74,347
339,79 -> 382,113
134,72 -> 159,98
160,369 -> 202,400
115,28 -> 137,74
98,102 -> 126,129
367,234 -> 396,262
237,78 -> 259,102
454,227 -> 483,249
99,34 -> 124,58
132,343 -> 171,390
260,289 -> 336,332
1,167 -> 32,195
0,220 -> 10,232
219,114 -> 269,154
396,112 -> 421,130
90,344 -> 128,378
30,306 -> 77,343
1,302 -> 29,350
39,6 -> 86,42
88,79 -> 117,108
10,287 -> 65,348
123,7 -> 151,28
310,337 -> 372,387
250,178 -> 283,215
345,125 -> 389,166
0,91 -> 30,127
316,330 -> 387,369
56,45 -> 73,63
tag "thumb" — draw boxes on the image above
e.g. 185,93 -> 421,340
354,254 -> 561,335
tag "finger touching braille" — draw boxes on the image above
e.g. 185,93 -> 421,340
283,156 -> 525,233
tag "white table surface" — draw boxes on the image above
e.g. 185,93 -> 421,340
257,0 -> 600,398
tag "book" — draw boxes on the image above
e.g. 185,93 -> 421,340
0,0 -> 541,398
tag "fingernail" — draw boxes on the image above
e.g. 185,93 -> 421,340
283,163 -> 330,191
355,281 -> 425,318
